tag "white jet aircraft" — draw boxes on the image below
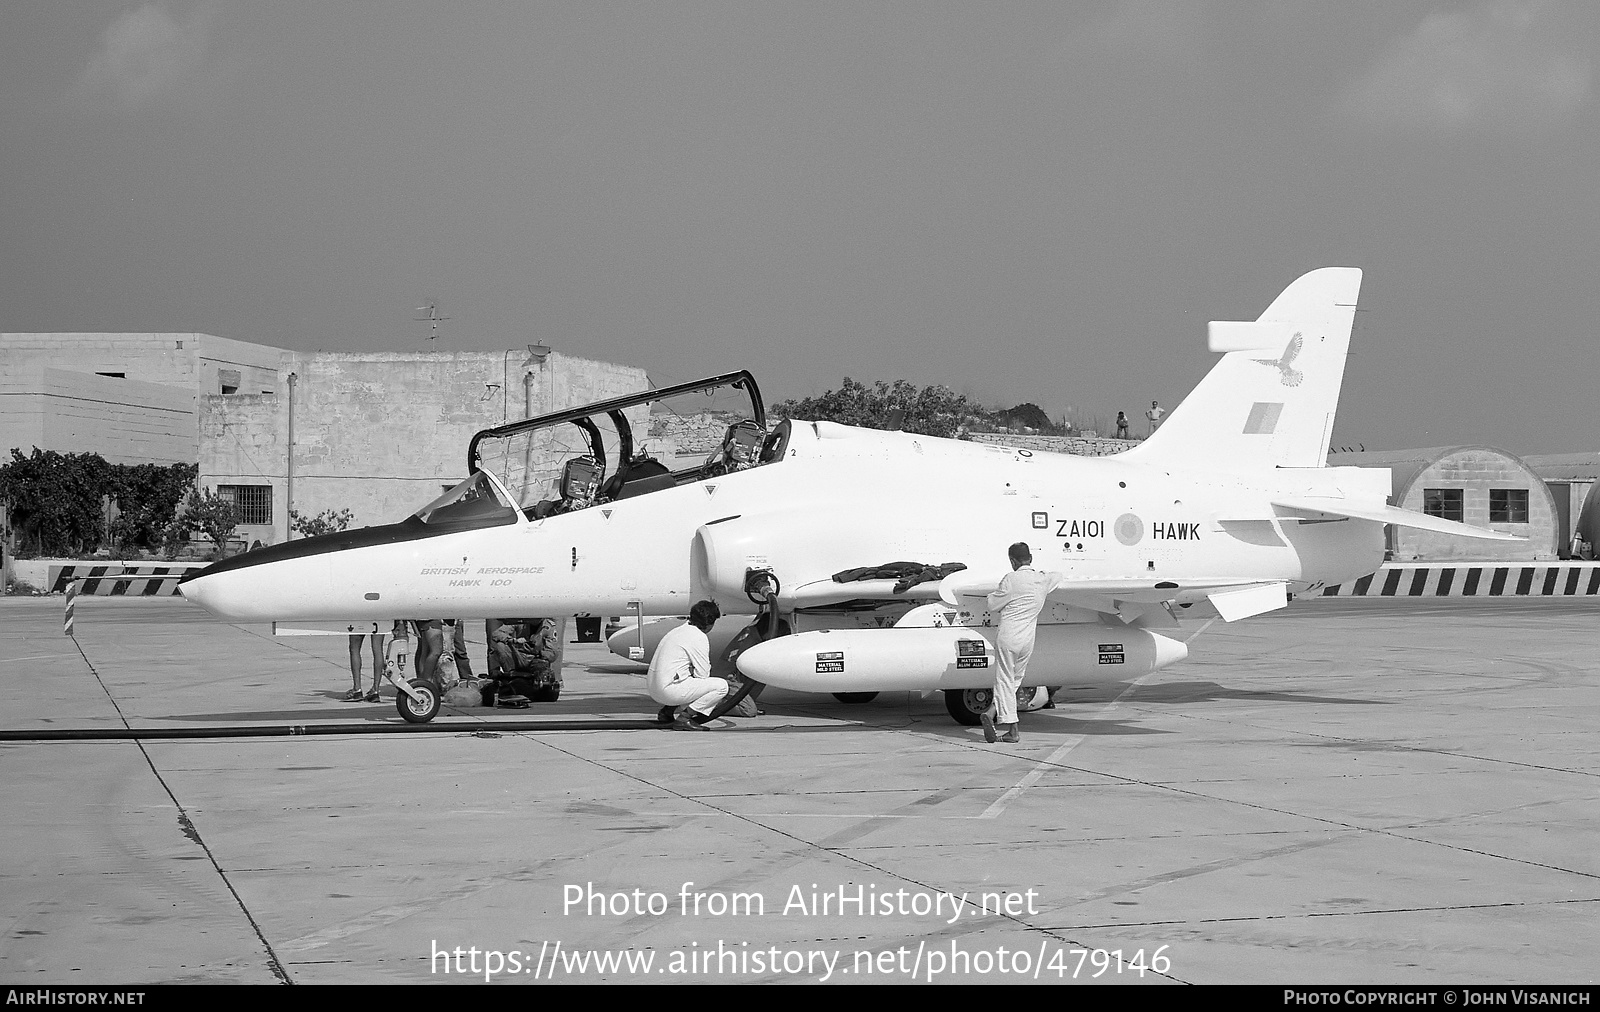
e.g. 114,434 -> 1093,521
179,268 -> 1518,724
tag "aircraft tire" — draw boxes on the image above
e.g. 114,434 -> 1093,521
397,679 -> 441,724
1017,686 -> 1053,712
943,688 -> 993,727
831,692 -> 878,704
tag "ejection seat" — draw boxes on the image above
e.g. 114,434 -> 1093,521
529,455 -> 603,518
702,419 -> 766,477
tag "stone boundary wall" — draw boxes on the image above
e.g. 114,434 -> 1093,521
965,432 -> 1136,457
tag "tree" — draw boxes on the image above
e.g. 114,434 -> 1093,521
110,463 -> 197,550
772,378 -> 978,439
180,488 -> 240,559
0,450 -> 199,557
289,507 -> 355,539
993,402 -> 1059,434
0,448 -> 113,556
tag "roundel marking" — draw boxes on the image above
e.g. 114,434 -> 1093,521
1114,513 -> 1144,546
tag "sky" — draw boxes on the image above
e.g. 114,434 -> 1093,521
2,1 -> 1597,454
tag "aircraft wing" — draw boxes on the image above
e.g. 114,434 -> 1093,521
938,570 -> 1286,624
797,568 -> 1170,618
1270,497 -> 1525,542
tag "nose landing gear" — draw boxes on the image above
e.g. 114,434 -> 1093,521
397,679 -> 442,724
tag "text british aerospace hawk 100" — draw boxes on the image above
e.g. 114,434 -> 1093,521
178,268 -> 1517,724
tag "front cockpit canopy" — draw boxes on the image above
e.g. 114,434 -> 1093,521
413,470 -> 518,528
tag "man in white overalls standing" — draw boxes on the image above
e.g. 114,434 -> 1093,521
982,543 -> 1060,744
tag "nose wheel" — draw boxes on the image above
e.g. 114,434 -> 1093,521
397,679 -> 441,724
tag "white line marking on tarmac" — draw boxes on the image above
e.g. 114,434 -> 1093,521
278,880 -> 500,952
0,654 -> 76,664
978,679 -> 1146,821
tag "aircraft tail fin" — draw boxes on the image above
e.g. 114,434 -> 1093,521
1124,267 -> 1362,471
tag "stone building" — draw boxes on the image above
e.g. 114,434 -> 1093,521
200,347 -> 646,546
0,333 -> 283,465
1,332 -> 644,550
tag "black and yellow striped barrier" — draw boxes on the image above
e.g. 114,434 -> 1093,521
1318,563 -> 1600,598
48,564 -> 204,597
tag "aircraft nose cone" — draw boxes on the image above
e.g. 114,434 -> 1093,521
175,548 -> 339,621
175,570 -> 227,613
176,566 -> 261,619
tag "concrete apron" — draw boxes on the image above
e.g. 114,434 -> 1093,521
1,596 -> 1596,984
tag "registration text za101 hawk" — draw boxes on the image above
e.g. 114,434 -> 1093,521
178,268 -> 1518,724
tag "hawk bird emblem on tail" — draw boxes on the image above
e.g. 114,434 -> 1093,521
1253,333 -> 1304,387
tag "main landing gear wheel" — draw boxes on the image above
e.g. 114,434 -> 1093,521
832,692 -> 878,704
943,687 -> 993,727
1017,686 -> 1056,712
397,679 -> 441,724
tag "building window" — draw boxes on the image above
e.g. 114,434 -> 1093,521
218,485 -> 273,526
1422,488 -> 1463,523
1489,488 -> 1529,524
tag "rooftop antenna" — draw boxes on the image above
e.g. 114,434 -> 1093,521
414,300 -> 450,341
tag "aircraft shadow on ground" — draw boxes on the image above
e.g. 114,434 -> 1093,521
751,702 -> 1171,739
162,690 -> 658,723
706,718 -> 1167,740
582,662 -> 647,675
162,707 -> 405,723
1126,679 -> 1390,707
163,683 -> 1369,729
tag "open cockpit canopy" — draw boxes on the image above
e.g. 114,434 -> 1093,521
467,371 -> 786,518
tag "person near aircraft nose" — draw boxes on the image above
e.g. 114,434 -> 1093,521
343,629 -> 385,702
1115,411 -> 1130,439
445,618 -> 474,679
411,619 -> 445,685
647,600 -> 728,730
982,543 -> 1061,744
487,617 -> 561,704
